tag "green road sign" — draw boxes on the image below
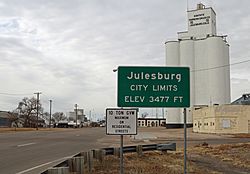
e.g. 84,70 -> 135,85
117,66 -> 190,108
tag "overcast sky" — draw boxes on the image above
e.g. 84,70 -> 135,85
0,0 -> 249,119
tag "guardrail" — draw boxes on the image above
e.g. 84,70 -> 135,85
41,142 -> 176,174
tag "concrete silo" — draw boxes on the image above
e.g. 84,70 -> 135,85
165,3 -> 231,128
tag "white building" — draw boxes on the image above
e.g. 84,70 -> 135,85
68,109 -> 86,122
138,118 -> 166,127
165,3 -> 231,128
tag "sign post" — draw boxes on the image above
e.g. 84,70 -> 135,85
120,134 -> 123,174
106,108 -> 138,174
116,66 -> 190,173
184,108 -> 187,174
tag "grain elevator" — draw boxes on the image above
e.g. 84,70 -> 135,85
165,3 -> 231,128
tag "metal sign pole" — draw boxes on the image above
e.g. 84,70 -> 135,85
120,135 -> 124,174
106,108 -> 137,174
184,108 -> 187,174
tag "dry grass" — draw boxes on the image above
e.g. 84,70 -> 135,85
192,143 -> 250,169
233,134 -> 250,138
90,143 -> 250,174
92,151 -> 189,174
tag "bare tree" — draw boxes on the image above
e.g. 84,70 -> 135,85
141,112 -> 149,118
15,97 -> 43,127
52,112 -> 67,122
8,112 -> 19,127
43,112 -> 50,120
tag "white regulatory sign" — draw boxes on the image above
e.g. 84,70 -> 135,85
106,108 -> 137,135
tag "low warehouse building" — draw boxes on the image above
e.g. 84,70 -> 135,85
193,105 -> 250,134
0,111 -> 12,127
138,118 -> 166,127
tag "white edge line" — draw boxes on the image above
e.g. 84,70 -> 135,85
17,143 -> 36,147
16,156 -> 72,174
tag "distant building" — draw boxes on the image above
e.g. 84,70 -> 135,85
68,109 -> 86,122
57,120 -> 69,128
231,94 -> 250,105
0,111 -> 47,128
0,111 -> 12,127
138,118 -> 166,127
193,105 -> 250,134
19,115 -> 46,128
165,3 -> 231,128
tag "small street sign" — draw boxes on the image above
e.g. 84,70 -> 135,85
106,108 -> 137,135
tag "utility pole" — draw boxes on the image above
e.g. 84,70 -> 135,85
75,104 -> 78,128
49,100 -> 52,128
34,92 -> 42,130
89,110 -> 92,122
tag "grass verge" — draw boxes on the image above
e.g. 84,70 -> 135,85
90,143 -> 250,174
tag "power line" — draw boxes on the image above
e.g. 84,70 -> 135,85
191,59 -> 250,72
0,92 -> 33,96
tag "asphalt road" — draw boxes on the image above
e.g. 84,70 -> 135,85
0,127 -> 249,174
0,128 -> 107,174
134,127 -> 250,148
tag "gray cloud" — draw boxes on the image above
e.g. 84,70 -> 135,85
0,0 -> 249,118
